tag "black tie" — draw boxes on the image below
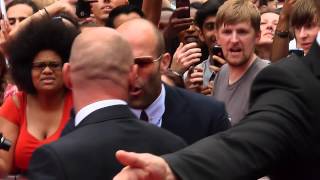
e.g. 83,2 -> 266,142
140,110 -> 149,121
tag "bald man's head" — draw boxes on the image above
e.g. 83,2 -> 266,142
69,27 -> 133,87
117,19 -> 165,56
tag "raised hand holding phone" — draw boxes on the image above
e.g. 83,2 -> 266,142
163,0 -> 193,39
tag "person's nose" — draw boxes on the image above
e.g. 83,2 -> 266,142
298,27 -> 308,39
186,24 -> 197,33
230,31 -> 239,43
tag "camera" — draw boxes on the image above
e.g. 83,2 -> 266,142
76,0 -> 91,18
0,133 -> 11,151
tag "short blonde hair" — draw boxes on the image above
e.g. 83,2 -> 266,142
216,0 -> 261,32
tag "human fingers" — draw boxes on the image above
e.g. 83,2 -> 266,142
113,166 -> 149,180
212,55 -> 226,65
115,150 -> 149,168
200,86 -> 213,96
209,65 -> 221,73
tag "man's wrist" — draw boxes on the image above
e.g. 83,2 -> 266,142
168,69 -> 183,78
275,29 -> 289,38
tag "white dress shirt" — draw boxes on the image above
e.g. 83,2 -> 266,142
130,84 -> 166,127
75,99 -> 127,126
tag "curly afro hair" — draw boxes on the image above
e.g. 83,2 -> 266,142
4,16 -> 80,95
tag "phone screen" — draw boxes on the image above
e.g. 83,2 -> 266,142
175,0 -> 190,18
76,0 -> 91,18
211,46 -> 224,67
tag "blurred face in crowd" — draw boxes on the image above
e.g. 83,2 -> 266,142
216,21 -> 260,67
7,4 -> 33,30
294,19 -> 320,55
32,50 -> 64,94
259,12 -> 279,45
200,15 -> 217,50
91,0 -> 128,25
178,23 -> 201,46
118,21 -> 166,109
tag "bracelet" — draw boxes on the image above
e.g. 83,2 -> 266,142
275,29 -> 289,38
43,7 -> 49,17
168,69 -> 183,78
38,8 -> 50,18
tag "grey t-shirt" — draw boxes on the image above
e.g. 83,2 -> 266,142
213,58 -> 269,125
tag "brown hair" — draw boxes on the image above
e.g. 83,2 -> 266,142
290,0 -> 319,28
215,0 -> 261,32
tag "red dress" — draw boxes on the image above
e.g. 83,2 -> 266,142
0,91 -> 73,172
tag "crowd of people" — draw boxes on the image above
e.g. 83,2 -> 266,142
0,0 -> 318,179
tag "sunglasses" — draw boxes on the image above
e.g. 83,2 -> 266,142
8,17 -> 27,25
32,61 -> 63,72
133,54 -> 162,66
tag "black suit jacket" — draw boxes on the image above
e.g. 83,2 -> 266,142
162,85 -> 230,144
164,41 -> 320,180
28,105 -> 186,180
61,85 -> 230,144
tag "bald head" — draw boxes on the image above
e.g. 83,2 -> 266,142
69,27 -> 133,87
117,19 -> 165,56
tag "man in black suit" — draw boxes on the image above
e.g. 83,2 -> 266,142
27,27 -> 186,180
113,0 -> 320,179
116,19 -> 230,145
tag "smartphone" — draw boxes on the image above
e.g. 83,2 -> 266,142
211,46 -> 224,67
175,0 -> 190,18
76,0 -> 91,18
289,49 -> 304,57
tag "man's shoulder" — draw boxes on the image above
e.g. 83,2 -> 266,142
49,116 -> 186,150
165,85 -> 224,108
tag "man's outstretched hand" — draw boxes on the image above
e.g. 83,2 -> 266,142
113,150 -> 177,180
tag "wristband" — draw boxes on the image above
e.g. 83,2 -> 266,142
168,69 -> 183,78
275,30 -> 289,38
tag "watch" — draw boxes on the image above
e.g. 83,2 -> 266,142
275,30 -> 289,38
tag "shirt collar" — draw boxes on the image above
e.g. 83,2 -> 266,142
130,84 -> 166,127
317,32 -> 320,45
75,99 -> 127,126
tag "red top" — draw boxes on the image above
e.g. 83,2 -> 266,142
0,91 -> 73,172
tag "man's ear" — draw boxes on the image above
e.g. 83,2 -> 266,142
128,64 -> 138,87
160,52 -> 171,73
62,63 -> 72,89
255,30 -> 261,44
